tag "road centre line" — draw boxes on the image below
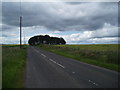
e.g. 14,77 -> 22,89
34,49 -> 47,58
49,59 -> 65,68
88,80 -> 98,86
57,63 -> 65,68
41,53 -> 46,57
34,49 -> 43,55
34,49 -> 40,53
49,59 -> 57,63
72,72 -> 75,74
33,48 -> 64,68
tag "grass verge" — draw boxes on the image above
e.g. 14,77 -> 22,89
2,45 -> 27,88
37,44 -> 119,72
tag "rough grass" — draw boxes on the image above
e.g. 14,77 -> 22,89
37,44 -> 119,72
2,45 -> 27,88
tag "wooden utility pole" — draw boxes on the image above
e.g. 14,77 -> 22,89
20,16 -> 22,48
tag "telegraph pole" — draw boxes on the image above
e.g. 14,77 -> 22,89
19,0 -> 22,48
20,16 -> 22,48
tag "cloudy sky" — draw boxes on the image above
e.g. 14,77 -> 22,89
1,1 -> 119,44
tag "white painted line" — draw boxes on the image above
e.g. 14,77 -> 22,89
49,59 -> 57,63
94,83 -> 98,86
57,63 -> 65,68
49,59 -> 65,68
88,80 -> 99,86
72,72 -> 75,74
34,49 -> 47,58
34,49 -> 39,53
41,53 -> 46,57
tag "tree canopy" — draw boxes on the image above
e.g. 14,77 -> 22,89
28,35 -> 66,45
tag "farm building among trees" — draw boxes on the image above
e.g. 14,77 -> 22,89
28,35 -> 66,45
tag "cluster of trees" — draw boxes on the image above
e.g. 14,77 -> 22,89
28,35 -> 66,45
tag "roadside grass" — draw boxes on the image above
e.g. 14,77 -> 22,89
37,44 -> 119,72
2,44 -> 28,48
2,45 -> 27,88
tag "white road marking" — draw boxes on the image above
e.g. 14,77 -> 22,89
72,72 -> 75,74
34,49 -> 42,55
34,49 -> 40,53
34,49 -> 47,58
41,53 -> 46,57
88,80 -> 98,86
33,48 -> 64,68
49,59 -> 57,63
49,59 -> 65,68
57,63 -> 65,68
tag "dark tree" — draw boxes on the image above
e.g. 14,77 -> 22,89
28,35 -> 66,45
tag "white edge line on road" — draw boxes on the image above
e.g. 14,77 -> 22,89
49,59 -> 65,68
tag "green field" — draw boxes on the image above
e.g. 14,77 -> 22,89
2,44 -> 119,88
37,44 -> 119,72
2,45 -> 27,88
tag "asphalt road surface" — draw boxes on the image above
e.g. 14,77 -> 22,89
25,46 -> 119,88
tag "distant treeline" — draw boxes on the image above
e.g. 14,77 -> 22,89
28,35 -> 66,45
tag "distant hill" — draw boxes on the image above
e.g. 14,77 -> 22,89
28,35 -> 66,45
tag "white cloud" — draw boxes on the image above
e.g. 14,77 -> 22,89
91,37 -> 119,44
2,2 -> 119,44
48,23 -> 119,44
91,23 -> 118,38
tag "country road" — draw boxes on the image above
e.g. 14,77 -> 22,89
25,46 -> 119,88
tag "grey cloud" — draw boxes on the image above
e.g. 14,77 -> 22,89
2,30 -> 18,37
2,2 -> 20,26
2,34 -> 8,37
67,36 -> 119,44
2,2 -> 118,32
2,24 -> 17,31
